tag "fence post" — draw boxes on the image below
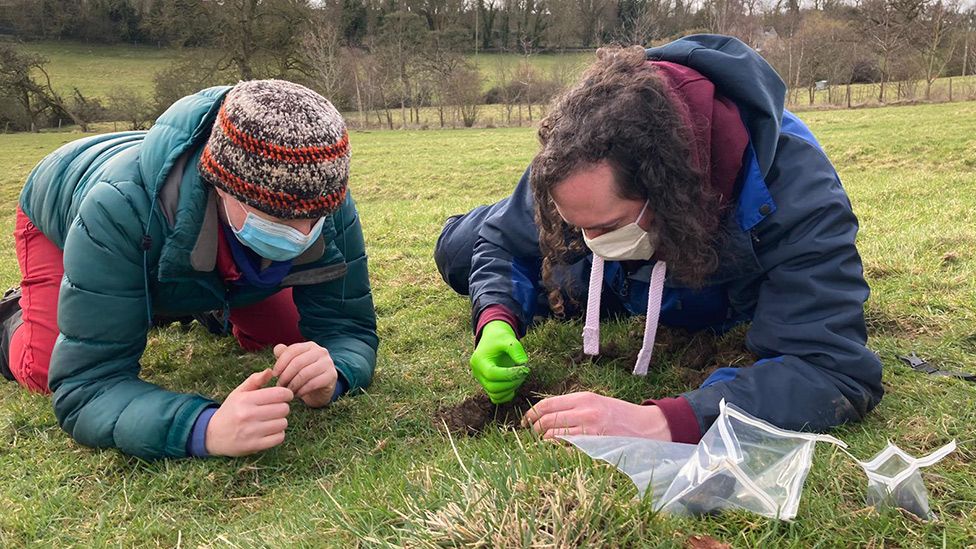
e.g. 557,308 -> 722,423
949,78 -> 953,102
846,83 -> 851,109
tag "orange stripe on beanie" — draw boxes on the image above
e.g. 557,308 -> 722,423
199,79 -> 351,219
217,103 -> 351,164
200,147 -> 347,217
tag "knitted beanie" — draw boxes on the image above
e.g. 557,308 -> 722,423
199,79 -> 350,219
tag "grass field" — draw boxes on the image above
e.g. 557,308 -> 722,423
1,102 -> 975,547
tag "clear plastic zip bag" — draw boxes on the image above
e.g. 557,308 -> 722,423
856,440 -> 956,519
657,400 -> 846,519
562,399 -> 846,520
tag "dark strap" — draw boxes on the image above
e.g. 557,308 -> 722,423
898,352 -> 976,382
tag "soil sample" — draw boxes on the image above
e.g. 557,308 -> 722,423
435,377 -> 578,437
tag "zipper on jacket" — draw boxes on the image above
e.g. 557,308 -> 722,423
221,288 -> 231,334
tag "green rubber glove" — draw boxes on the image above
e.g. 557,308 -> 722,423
471,320 -> 530,404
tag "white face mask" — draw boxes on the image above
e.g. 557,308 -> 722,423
581,201 -> 656,261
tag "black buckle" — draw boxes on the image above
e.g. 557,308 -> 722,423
897,352 -> 976,382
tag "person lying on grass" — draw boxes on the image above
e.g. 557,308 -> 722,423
434,36 -> 882,444
0,80 -> 377,460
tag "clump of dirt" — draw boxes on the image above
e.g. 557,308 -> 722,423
435,377 -> 580,437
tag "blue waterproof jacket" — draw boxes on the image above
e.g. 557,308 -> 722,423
439,35 -> 883,435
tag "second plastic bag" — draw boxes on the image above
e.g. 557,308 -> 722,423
562,399 -> 846,520
856,440 -> 956,519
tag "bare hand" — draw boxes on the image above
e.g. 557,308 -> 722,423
272,342 -> 338,408
206,369 -> 292,457
522,391 -> 672,440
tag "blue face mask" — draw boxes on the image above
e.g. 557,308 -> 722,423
224,199 -> 325,262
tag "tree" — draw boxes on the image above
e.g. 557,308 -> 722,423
447,65 -> 483,127
0,44 -> 93,132
794,13 -> 858,105
140,0 -> 213,47
205,0 -> 314,80
477,0 -> 500,50
109,88 -> 154,130
915,0 -> 960,99
615,0 -> 670,46
304,18 -> 347,104
575,0 -> 613,47
418,28 -> 470,127
858,0 -> 924,102
0,45 -> 49,132
376,9 -> 427,128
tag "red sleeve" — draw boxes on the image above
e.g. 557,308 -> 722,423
642,396 -> 702,444
475,304 -> 520,343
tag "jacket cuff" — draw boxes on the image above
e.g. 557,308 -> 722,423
187,406 -> 219,457
331,372 -> 349,402
475,304 -> 520,343
642,396 -> 702,444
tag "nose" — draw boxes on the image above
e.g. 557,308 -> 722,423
582,228 -> 609,239
297,219 -> 315,235
286,219 -> 315,235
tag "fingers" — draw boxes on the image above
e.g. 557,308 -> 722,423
296,370 -> 337,399
474,359 -> 530,382
481,377 -> 525,394
235,369 -> 273,393
504,341 -> 528,365
243,431 -> 286,455
523,392 -> 592,426
245,386 -> 294,405
488,388 -> 517,405
276,349 -> 320,389
251,401 -> 291,421
273,343 -> 287,358
543,426 -> 585,440
526,409 -> 589,435
287,358 -> 334,394
272,341 -> 315,377
255,417 -> 288,437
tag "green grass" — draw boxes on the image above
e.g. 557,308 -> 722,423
19,41 -> 178,99
1,103 -> 976,546
471,51 -> 593,86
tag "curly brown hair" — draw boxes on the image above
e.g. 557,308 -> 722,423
530,46 -> 722,317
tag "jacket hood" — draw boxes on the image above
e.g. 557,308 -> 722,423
646,34 -> 786,177
139,85 -> 232,198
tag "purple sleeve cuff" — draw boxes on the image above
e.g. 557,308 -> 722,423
331,374 -> 348,402
187,406 -> 218,457
475,304 -> 520,343
642,396 -> 702,444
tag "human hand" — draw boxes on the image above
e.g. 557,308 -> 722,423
470,320 -> 530,404
205,369 -> 292,456
522,391 -> 672,440
272,341 -> 338,408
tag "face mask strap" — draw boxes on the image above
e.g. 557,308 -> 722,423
635,200 -> 650,225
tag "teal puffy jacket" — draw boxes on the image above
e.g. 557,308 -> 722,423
19,86 -> 378,460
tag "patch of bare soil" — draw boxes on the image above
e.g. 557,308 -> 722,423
434,377 -> 580,437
